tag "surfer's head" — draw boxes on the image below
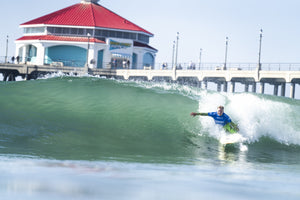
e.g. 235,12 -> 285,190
217,106 -> 224,116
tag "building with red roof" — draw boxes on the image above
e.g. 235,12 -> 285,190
15,0 -> 157,69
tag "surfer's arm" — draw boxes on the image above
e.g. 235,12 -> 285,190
190,112 -> 208,117
227,122 -> 239,131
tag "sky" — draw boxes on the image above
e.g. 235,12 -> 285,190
1,0 -> 300,65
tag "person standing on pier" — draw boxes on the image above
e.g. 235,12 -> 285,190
16,56 -> 20,64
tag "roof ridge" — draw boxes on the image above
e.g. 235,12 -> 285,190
90,3 -> 97,27
93,4 -> 153,35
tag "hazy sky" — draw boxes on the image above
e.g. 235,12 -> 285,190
1,0 -> 300,64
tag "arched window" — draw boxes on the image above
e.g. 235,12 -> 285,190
143,53 -> 154,68
26,45 -> 37,63
45,45 -> 86,67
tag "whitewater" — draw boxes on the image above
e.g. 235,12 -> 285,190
0,75 -> 299,200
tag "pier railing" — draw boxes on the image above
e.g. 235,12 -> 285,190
1,55 -> 300,71
155,62 -> 300,71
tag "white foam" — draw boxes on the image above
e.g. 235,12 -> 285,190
197,92 -> 300,145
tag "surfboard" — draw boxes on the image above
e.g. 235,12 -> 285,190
220,133 -> 242,145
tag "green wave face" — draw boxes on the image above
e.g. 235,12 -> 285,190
0,77 -> 299,164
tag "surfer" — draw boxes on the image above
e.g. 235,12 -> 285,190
190,105 -> 239,132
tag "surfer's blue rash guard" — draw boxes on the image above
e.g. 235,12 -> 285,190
207,112 -> 231,126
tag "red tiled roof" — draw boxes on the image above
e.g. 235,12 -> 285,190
21,2 -> 153,36
16,35 -> 105,43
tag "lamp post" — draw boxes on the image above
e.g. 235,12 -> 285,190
5,35 -> 8,63
224,37 -> 228,70
199,48 -> 202,70
86,33 -> 91,72
258,29 -> 263,70
175,32 -> 179,69
172,40 -> 175,69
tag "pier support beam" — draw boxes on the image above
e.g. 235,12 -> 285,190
204,81 -> 208,89
197,81 -> 202,88
252,82 -> 257,93
2,72 -> 8,81
290,83 -> 295,99
260,82 -> 265,94
245,83 -> 249,92
223,82 -> 228,92
217,83 -> 221,92
273,84 -> 279,96
8,73 -> 16,81
2,72 -> 16,82
230,81 -> 235,93
281,83 -> 286,97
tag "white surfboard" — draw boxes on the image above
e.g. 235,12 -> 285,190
220,133 -> 244,145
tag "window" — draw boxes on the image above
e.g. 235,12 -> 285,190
138,34 -> 149,43
56,28 -> 63,34
109,31 -> 116,37
130,33 -> 137,40
95,30 -> 102,36
116,32 -> 123,38
143,53 -> 154,68
123,32 -> 130,39
24,27 -> 45,34
86,29 -> 93,36
47,27 -> 54,34
78,29 -> 84,35
102,30 -> 109,37
63,28 -> 70,34
71,28 -> 78,35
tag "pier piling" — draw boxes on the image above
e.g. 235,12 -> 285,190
290,83 -> 295,99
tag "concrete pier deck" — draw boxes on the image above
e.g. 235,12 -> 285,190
1,63 -> 299,98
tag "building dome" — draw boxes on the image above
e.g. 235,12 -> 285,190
81,0 -> 100,3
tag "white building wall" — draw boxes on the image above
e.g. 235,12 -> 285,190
133,48 -> 143,69
35,43 -> 45,65
91,44 -> 108,68
102,45 -> 111,68
15,39 -> 156,69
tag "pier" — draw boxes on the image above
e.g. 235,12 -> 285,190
0,63 -> 299,99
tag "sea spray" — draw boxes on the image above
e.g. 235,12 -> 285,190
118,78 -> 300,146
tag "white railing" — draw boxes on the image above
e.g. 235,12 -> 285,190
1,56 -> 300,71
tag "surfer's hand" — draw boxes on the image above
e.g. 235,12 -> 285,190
190,112 -> 197,117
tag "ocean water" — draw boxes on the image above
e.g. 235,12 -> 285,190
0,75 -> 299,200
